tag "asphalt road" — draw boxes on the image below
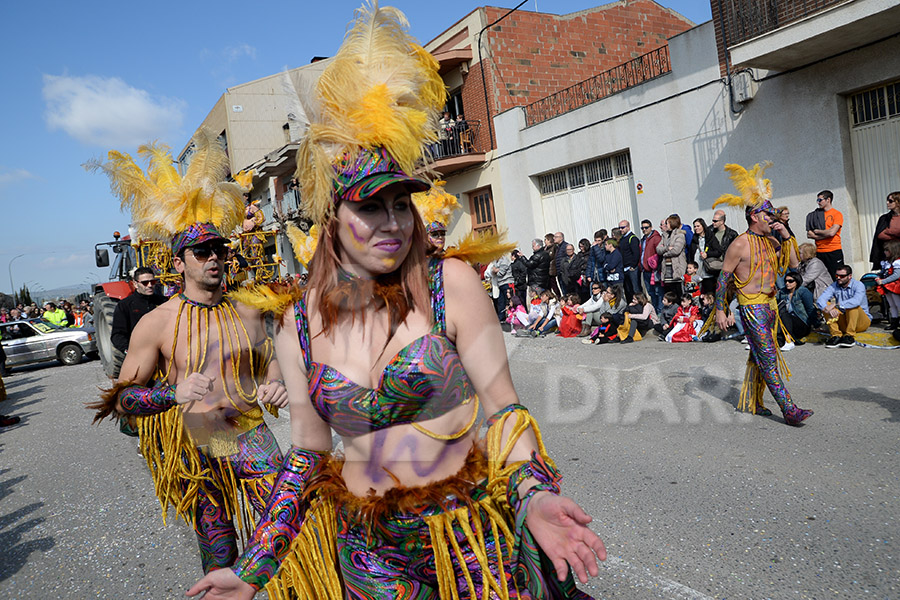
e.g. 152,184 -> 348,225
0,334 -> 897,599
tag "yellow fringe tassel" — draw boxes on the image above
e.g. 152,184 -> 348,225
136,407 -> 277,545
264,497 -> 343,600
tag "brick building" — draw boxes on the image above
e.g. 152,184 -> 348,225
424,1 -> 693,241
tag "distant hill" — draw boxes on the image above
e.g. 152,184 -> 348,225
33,284 -> 93,304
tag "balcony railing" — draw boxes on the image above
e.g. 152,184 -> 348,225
431,120 -> 483,160
721,0 -> 847,46
523,45 -> 671,127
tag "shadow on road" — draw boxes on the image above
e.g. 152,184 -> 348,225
0,472 -> 55,583
828,387 -> 900,422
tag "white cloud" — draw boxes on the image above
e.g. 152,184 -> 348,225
0,168 -> 37,186
42,74 -> 186,147
41,253 -> 91,268
225,43 -> 257,61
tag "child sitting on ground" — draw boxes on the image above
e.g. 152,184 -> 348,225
583,312 -> 618,344
653,291 -> 679,339
558,294 -> 583,338
665,294 -> 700,343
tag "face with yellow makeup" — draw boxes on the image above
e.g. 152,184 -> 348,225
335,183 -> 415,278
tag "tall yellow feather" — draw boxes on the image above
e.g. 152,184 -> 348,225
294,0 -> 446,228
285,222 -> 320,267
85,127 -> 250,243
444,230 -> 517,266
713,161 -> 773,210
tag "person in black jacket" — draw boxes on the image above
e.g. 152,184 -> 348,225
552,231 -> 571,295
525,238 -> 551,293
110,267 -> 166,354
870,192 -> 900,270
617,220 -> 641,302
587,229 -> 608,288
510,249 -> 529,304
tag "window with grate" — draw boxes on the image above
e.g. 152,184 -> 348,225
598,157 -> 613,182
538,152 -> 635,196
614,152 -> 633,177
585,160 -> 601,184
470,187 -> 497,235
568,165 -> 585,188
849,82 -> 900,126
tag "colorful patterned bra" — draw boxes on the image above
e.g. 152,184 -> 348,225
295,259 -> 477,438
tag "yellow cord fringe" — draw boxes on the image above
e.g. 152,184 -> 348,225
131,296 -> 280,542
264,407 -> 552,600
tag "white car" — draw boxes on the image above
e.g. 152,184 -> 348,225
0,319 -> 97,368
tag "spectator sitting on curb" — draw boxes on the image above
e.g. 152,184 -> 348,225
664,294 -> 699,343
583,312 -> 618,345
816,264 -> 871,348
558,294 -> 583,338
576,281 -> 606,335
622,292 -> 658,342
797,242 -> 833,301
777,272 -> 817,351
653,291 -> 680,339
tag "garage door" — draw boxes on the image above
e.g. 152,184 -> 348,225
849,82 -> 900,262
538,152 -> 638,242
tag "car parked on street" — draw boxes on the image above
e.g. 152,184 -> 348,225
0,319 -> 97,368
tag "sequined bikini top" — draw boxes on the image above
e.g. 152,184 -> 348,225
295,258 -> 477,438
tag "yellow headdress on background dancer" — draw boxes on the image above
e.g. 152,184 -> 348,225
86,130 -> 281,544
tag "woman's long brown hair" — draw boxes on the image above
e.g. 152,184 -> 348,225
306,199 -> 432,341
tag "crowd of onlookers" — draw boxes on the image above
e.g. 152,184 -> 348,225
0,299 -> 94,329
483,190 -> 900,349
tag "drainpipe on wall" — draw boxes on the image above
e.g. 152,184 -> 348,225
717,0 -> 746,115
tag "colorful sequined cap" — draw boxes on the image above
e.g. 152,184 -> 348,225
171,222 -> 228,255
334,147 -> 429,203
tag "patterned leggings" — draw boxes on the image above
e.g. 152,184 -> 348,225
191,423 -> 282,572
336,500 -> 517,599
739,302 -> 796,413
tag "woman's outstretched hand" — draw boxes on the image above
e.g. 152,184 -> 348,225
526,491 -> 607,583
186,568 -> 255,600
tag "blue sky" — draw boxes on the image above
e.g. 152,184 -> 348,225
0,0 -> 712,296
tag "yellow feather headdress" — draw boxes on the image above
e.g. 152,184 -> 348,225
285,222 -> 320,268
712,161 -> 775,214
294,1 -> 447,227
85,128 -> 249,250
412,180 -> 459,232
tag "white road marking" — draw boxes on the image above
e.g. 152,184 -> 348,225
603,556 -> 717,600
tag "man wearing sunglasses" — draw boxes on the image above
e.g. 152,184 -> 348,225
97,221 -> 289,573
110,267 -> 166,358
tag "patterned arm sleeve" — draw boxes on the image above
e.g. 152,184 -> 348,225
231,446 -> 327,590
118,385 -> 177,415
715,270 -> 733,312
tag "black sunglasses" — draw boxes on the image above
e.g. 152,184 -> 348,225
135,278 -> 158,286
189,243 -> 229,260
640,225 -> 650,229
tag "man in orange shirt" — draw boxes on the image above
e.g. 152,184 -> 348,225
807,189 -> 844,279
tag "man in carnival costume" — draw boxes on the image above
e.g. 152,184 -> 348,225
86,129 -> 289,572
714,162 -> 813,426
189,2 -> 604,599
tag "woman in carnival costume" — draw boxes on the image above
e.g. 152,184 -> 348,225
189,3 -> 606,599
713,162 -> 813,426
86,130 -> 290,571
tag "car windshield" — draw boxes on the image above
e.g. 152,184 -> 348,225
31,320 -> 57,333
